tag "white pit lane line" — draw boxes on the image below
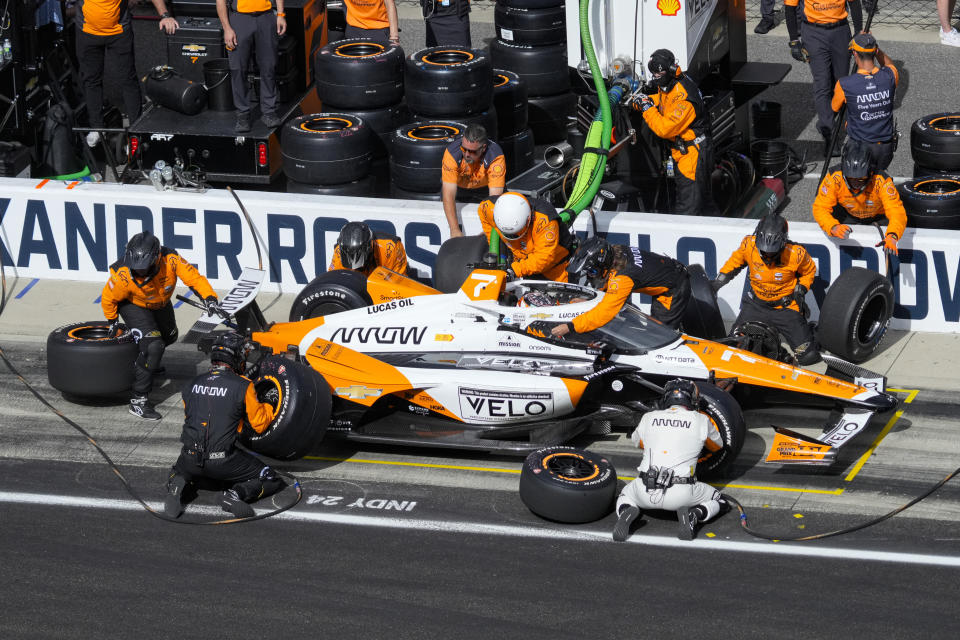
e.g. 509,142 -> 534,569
4,490 -> 959,568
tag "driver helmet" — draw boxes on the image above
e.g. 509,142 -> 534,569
210,331 -> 248,374
648,49 -> 678,90
661,378 -> 699,410
337,221 -> 375,271
841,139 -> 874,196
123,230 -> 162,284
492,193 -> 532,241
566,236 -> 613,289
517,290 -> 554,307
753,213 -> 788,265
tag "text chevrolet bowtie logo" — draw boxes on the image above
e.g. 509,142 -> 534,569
336,385 -> 383,400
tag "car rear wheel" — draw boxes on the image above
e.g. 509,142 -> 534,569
696,382 -> 746,479
519,446 -> 618,523
288,270 -> 373,321
432,234 -> 490,293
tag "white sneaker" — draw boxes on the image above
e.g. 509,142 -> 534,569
941,28 -> 960,47
85,131 -> 101,147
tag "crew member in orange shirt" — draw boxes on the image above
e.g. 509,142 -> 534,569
812,140 -> 906,255
442,124 -> 506,237
75,0 -> 178,146
477,192 -> 573,282
344,0 -> 400,45
328,221 -> 409,275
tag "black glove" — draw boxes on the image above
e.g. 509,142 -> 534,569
106,318 -> 120,338
789,39 -> 809,63
505,267 -> 517,280
204,296 -> 228,320
794,284 -> 808,298
710,273 -> 730,294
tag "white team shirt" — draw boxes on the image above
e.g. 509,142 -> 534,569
630,405 -> 722,477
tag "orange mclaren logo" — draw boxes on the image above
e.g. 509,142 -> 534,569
657,0 -> 681,16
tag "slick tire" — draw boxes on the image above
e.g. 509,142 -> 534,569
912,163 -> 955,179
897,176 -> 960,229
500,127 -> 535,178
404,47 -> 493,117
46,321 -> 138,398
527,92 -> 577,144
389,121 -> 466,193
288,269 -> 373,321
493,69 -> 528,138
281,113 -> 373,185
495,4 -> 566,46
818,267 -> 894,364
347,102 -> 413,158
314,39 -> 404,109
432,234 -> 489,293
519,446 -> 618,523
488,40 -> 569,97
681,265 -> 726,339
286,174 -> 379,197
696,383 -> 746,479
910,113 -> 960,171
389,182 -> 442,201
242,356 -> 331,460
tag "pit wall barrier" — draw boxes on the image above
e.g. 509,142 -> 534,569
2,177 -> 958,333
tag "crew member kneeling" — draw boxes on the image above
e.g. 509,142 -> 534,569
101,230 -> 225,420
329,221 -> 409,275
712,213 -> 820,365
478,192 -> 574,281
164,332 -> 285,519
613,379 -> 725,542
551,236 -> 690,340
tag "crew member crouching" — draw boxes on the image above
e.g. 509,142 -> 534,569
329,221 -> 409,275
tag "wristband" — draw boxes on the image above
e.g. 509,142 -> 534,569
277,12 -> 285,17
160,11 -> 172,19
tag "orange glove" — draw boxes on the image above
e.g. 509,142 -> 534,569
876,233 -> 899,256
829,224 -> 851,239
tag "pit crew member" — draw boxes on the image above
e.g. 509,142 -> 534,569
612,379 -> 725,542
163,332 -> 284,519
328,221 -> 409,275
812,139 -> 906,255
477,192 -> 574,282
441,124 -> 506,237
711,213 -> 820,365
550,237 -> 690,339
101,230 -> 225,420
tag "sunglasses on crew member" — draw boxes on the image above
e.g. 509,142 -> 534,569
460,143 -> 486,155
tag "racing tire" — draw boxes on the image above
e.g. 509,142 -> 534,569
519,446 -> 618,524
493,69 -> 528,138
389,121 -> 466,193
910,113 -> 960,171
527,92 -> 577,144
314,39 -> 404,110
488,40 -> 569,97
411,106 -> 498,142
897,176 -> 960,229
46,321 -> 138,398
242,356 -> 331,460
389,182 -> 442,201
495,4 -> 566,46
817,267 -> 894,364
288,269 -> 373,321
912,163 -> 956,179
500,127 -> 535,178
281,113 -> 373,185
432,234 -> 489,293
347,102 -> 413,158
696,383 -> 746,479
681,265 -> 726,340
404,47 -> 493,117
285,174 -> 380,197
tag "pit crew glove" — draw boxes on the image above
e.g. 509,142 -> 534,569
258,386 -> 280,406
710,272 -> 730,294
106,318 -> 120,338
635,93 -> 654,113
505,267 -> 517,280
829,224 -> 851,239
204,296 -> 228,320
789,39 -> 809,63
876,233 -> 899,256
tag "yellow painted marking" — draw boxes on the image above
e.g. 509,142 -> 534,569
705,532 -> 716,538
793,513 -> 804,519
844,388 -> 919,482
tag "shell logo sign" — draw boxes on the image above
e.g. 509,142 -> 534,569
657,0 -> 681,16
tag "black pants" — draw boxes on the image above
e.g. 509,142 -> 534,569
75,26 -> 141,127
171,448 -> 283,502
117,301 -> 178,395
674,139 -> 714,216
801,21 -> 852,137
344,24 -> 391,45
228,11 -> 279,116
863,139 -> 895,172
733,293 -> 816,359
759,0 -> 777,19
425,13 -> 471,47
652,273 -> 691,330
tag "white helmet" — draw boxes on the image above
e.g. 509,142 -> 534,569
493,193 -> 532,240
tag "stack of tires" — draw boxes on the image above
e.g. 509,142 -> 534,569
489,0 -> 574,145
290,39 -> 408,195
899,113 -> 960,229
494,69 -> 535,178
388,121 -> 467,201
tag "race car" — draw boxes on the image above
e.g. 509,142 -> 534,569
211,266 -> 899,476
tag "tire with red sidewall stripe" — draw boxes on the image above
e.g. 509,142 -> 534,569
46,321 -> 139,397
519,446 -> 618,523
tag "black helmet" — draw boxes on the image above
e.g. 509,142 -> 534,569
754,213 -> 788,264
648,49 -> 677,89
124,230 -> 162,282
661,379 -> 699,410
210,332 -> 247,374
338,222 -> 375,271
841,139 -> 874,195
566,236 -> 613,289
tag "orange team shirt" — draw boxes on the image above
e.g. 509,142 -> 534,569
236,0 -> 274,13
441,148 -> 507,190
641,82 -> 700,181
784,0 -> 848,23
812,170 -> 907,239
77,0 -> 130,37
328,236 -> 408,275
344,0 -> 389,30
477,199 -> 570,281
101,249 -> 217,320
719,237 -> 816,311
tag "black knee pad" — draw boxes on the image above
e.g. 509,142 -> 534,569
139,335 -> 166,370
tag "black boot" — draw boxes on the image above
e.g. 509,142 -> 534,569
678,505 -> 708,541
164,472 -> 187,518
612,505 -> 640,542
129,395 -> 162,420
219,489 -> 255,518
